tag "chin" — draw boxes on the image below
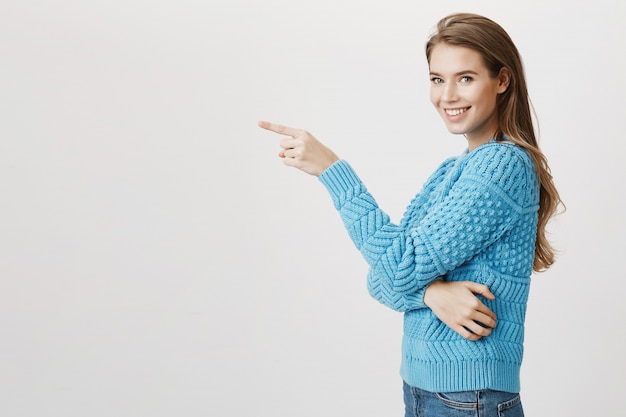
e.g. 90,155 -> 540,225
444,126 -> 468,136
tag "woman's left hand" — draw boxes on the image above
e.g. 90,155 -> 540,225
424,280 -> 497,341
259,121 -> 339,177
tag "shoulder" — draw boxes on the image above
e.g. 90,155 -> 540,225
467,141 -> 532,164
461,142 -> 538,205
463,142 -> 535,179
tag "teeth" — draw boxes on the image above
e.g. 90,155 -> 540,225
446,108 -> 468,116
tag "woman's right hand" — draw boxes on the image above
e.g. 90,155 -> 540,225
258,121 -> 339,177
423,280 -> 497,341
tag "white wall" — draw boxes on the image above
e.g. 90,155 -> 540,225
1,0 -> 624,416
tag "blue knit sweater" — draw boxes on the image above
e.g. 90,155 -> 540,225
318,141 -> 539,393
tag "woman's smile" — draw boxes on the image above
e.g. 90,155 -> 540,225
445,107 -> 470,117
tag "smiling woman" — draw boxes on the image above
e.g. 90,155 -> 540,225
428,44 -> 510,150
260,12 -> 563,417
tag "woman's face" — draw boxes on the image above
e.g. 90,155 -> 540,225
428,43 -> 509,150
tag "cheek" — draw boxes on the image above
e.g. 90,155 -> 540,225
484,92 -> 499,111
480,86 -> 500,107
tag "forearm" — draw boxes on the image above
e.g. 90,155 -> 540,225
319,160 -> 442,293
367,271 -> 430,312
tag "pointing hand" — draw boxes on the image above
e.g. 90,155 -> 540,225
259,121 -> 339,177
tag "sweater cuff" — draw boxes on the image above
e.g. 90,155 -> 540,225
403,276 -> 444,310
404,287 -> 428,310
318,160 -> 362,207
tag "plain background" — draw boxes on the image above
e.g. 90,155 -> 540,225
1,0 -> 625,416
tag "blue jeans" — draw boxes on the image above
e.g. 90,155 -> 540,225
403,382 -> 524,417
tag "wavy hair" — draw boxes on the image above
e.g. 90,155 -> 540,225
426,13 -> 563,271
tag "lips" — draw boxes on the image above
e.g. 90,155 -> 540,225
445,107 -> 470,116
444,107 -> 469,116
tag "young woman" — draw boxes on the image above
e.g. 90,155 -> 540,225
259,13 -> 562,417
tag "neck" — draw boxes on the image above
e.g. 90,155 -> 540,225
466,133 -> 496,152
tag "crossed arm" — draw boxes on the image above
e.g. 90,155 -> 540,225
259,121 -> 497,341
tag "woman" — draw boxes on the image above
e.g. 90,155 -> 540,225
259,13 -> 561,417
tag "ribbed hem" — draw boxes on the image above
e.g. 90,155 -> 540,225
318,160 -> 362,208
400,336 -> 521,393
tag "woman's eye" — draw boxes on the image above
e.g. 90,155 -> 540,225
431,77 -> 443,84
460,76 -> 472,83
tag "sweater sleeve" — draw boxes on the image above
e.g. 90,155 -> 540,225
318,145 -> 536,295
366,273 -> 431,312
365,162 -> 453,312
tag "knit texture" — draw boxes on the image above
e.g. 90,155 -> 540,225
318,141 -> 539,393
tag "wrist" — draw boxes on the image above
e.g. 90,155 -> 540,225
423,279 -> 444,308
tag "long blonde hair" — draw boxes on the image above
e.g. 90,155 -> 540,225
426,13 -> 563,271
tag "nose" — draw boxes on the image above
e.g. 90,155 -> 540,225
442,82 -> 458,102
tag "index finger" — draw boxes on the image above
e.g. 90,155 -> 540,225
258,121 -> 301,137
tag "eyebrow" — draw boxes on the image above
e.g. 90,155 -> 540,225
429,70 -> 480,77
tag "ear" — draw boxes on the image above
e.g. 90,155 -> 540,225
496,67 -> 511,94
